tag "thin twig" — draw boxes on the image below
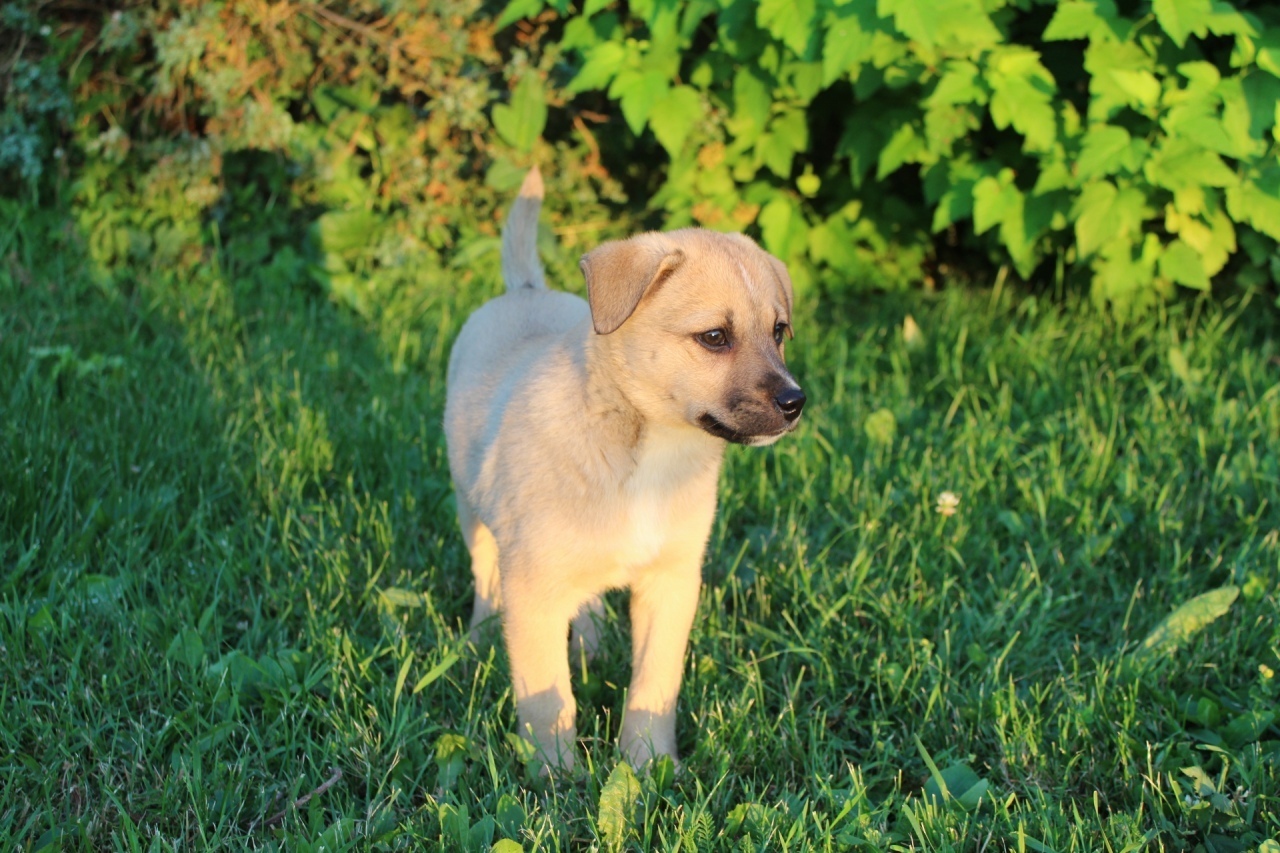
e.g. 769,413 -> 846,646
255,767 -> 344,831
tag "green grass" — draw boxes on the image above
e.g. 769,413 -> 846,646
2,185 -> 1278,851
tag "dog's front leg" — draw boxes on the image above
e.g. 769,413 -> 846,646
620,559 -> 701,768
502,565 -> 578,772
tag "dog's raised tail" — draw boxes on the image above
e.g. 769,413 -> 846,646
501,167 -> 546,291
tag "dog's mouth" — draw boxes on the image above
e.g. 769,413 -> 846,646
696,413 -> 793,446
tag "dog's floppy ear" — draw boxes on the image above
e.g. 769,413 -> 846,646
580,234 -> 685,335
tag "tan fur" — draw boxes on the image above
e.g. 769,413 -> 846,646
444,169 -> 804,772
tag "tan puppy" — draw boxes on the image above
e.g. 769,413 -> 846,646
444,168 -> 805,771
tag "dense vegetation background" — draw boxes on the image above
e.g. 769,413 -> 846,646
1,0 -> 1279,849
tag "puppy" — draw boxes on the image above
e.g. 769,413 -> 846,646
444,167 -> 805,771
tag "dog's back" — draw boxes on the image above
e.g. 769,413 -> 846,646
444,168 -> 590,501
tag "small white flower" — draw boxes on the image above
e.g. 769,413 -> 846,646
935,491 -> 961,517
39,24 -> 51,36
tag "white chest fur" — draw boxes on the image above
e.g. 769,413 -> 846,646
615,428 -> 714,571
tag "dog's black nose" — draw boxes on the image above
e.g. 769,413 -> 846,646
774,387 -> 806,421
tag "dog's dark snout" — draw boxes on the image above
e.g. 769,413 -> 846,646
774,387 -> 806,421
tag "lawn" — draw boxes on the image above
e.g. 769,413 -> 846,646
2,181 -> 1278,850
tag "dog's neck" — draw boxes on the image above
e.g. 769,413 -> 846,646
581,326 -> 724,477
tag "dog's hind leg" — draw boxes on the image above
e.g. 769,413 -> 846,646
457,499 -> 501,640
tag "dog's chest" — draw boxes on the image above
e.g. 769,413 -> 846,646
613,433 -> 709,570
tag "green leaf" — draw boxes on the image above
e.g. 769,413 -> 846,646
379,587 -> 423,608
491,841 -> 524,853
597,762 -> 642,849
987,47 -> 1058,152
821,2 -> 879,86
1076,124 -> 1133,180
1222,708 -> 1278,748
879,0 -> 1000,50
876,121 -> 923,178
497,0 -> 545,30
972,174 -> 1019,236
758,195 -> 806,259
609,69 -> 670,136
1158,239 -> 1211,290
1043,0 -> 1129,41
878,0 -> 937,47
735,67 -> 772,131
649,86 -> 702,156
1257,29 -> 1280,78
1225,163 -> 1280,240
1145,138 -> 1238,191
492,75 -> 548,152
864,409 -> 897,444
1133,586 -> 1240,660
758,0 -> 817,56
568,41 -> 628,94
1072,180 -> 1153,257
928,60 -> 986,107
923,764 -> 990,810
1085,40 -> 1157,120
166,627 -> 205,671
1152,0 -> 1212,48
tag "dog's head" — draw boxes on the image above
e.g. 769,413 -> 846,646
580,229 -> 804,447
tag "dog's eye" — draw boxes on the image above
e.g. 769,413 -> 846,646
774,322 -> 789,344
696,329 -> 730,350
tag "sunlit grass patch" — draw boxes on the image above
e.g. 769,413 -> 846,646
1,194 -> 1278,849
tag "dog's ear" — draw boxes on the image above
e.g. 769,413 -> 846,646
580,234 -> 685,335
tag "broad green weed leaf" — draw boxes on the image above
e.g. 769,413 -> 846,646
491,841 -> 523,853
597,762 -> 642,849
1222,708 -> 1278,748
864,409 -> 897,444
923,763 -> 990,810
492,75 -> 548,152
166,628 -> 204,671
1132,585 -> 1239,661
495,793 -> 525,837
1152,0 -> 1212,48
379,587 -> 423,608
434,733 -> 472,791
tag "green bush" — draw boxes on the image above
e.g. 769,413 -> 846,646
26,0 -> 629,315
505,0 -> 1280,315
17,0 -> 1280,316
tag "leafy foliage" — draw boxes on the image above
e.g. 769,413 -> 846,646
504,0 -> 1280,315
